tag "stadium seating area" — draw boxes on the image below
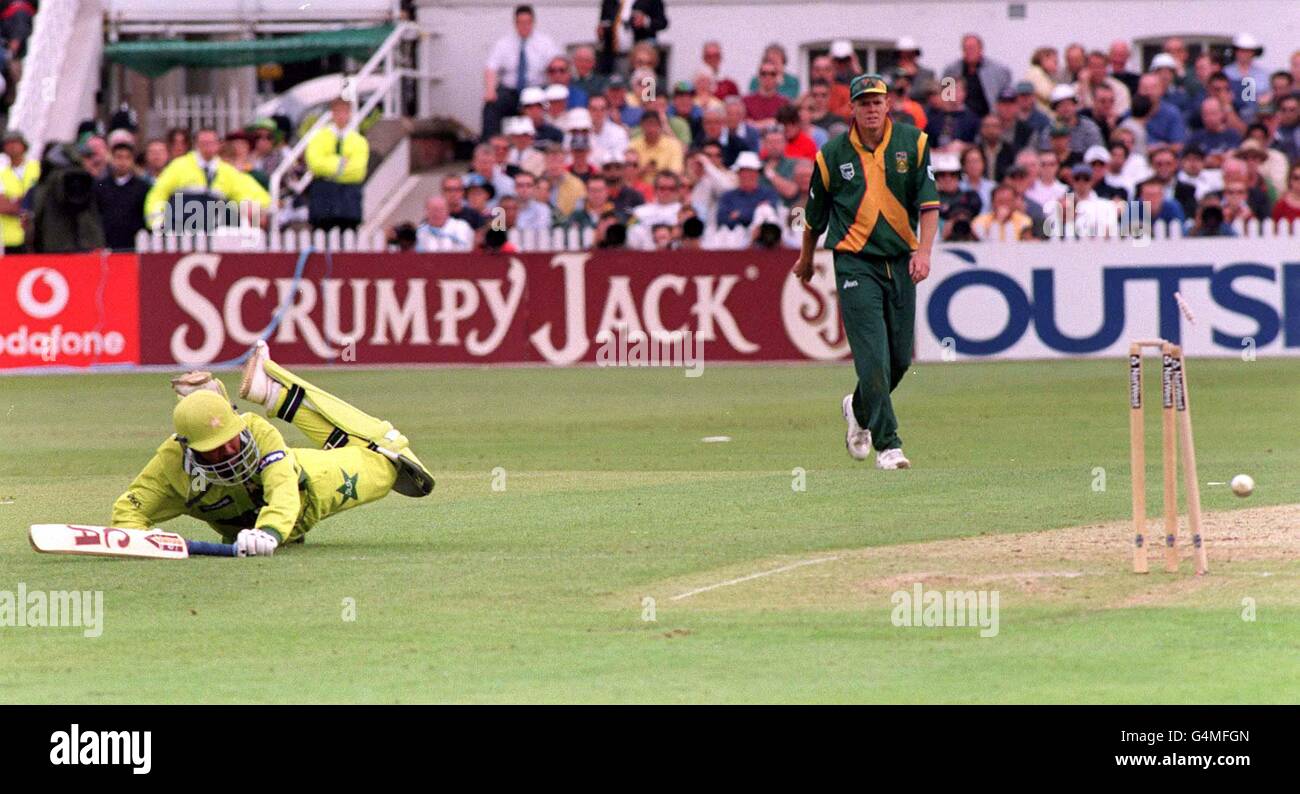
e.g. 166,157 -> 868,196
1,3 -> 1298,253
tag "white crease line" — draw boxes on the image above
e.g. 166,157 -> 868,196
670,556 -> 841,601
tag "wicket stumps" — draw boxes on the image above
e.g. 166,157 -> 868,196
1128,340 -> 1207,575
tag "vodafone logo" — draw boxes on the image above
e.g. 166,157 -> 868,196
16,268 -> 70,319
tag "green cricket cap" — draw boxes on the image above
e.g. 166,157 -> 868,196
850,73 -> 889,100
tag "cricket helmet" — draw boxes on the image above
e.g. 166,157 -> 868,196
173,391 -> 260,486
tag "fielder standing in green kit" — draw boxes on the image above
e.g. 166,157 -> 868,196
793,73 -> 940,469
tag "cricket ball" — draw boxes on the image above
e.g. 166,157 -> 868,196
1230,474 -> 1255,498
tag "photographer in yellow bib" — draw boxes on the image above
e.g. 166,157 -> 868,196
111,342 -> 433,557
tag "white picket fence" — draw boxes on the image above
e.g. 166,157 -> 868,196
132,217 -> 1295,254
133,225 -> 597,253
150,88 -> 276,139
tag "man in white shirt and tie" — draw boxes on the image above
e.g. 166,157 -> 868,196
482,5 -> 561,138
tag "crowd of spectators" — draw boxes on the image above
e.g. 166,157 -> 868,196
445,4 -> 1300,251
0,95 -> 379,252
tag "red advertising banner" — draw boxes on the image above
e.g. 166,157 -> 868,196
137,251 -> 852,366
0,254 -> 140,369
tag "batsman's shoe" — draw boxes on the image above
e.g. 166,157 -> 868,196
239,340 -> 276,407
171,371 -> 229,401
373,428 -> 436,497
842,394 -> 872,461
875,448 -> 911,470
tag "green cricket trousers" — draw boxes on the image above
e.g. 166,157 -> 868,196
834,250 -> 916,452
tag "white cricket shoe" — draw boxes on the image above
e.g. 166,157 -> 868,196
842,394 -> 872,461
239,340 -> 274,406
170,371 -> 229,401
875,448 -> 911,470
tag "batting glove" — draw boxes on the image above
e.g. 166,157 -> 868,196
235,528 -> 279,557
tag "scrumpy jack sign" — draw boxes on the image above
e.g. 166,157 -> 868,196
121,241 -> 1300,367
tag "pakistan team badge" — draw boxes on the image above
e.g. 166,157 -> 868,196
895,151 -> 909,173
337,470 -> 359,503
840,162 -> 855,180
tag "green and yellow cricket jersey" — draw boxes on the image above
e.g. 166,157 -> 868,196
110,413 -> 390,543
805,118 -> 940,259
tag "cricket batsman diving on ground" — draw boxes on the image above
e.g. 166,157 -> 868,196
110,342 -> 435,557
793,73 -> 939,469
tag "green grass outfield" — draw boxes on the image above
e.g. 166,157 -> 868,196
1,357 -> 1297,703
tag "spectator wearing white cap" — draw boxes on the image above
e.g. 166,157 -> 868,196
482,5 -> 561,137
584,96 -> 629,161
544,83 -> 570,123
415,195 -> 474,252
1037,84 -> 1103,156
1224,34 -> 1270,118
504,116 -> 546,177
520,86 -> 564,144
595,150 -> 645,219
562,108 -> 593,149
1148,53 -> 1190,114
828,39 -> 860,88
1083,145 -> 1127,201
942,33 -> 1012,119
1066,162 -> 1121,238
716,151 -> 780,229
893,36 -> 935,101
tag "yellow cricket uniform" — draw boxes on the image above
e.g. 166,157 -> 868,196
111,413 -> 396,544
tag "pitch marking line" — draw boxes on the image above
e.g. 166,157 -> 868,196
670,556 -> 841,601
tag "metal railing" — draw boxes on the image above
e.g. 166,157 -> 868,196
267,20 -> 421,250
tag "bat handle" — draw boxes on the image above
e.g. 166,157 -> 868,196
187,539 -> 239,557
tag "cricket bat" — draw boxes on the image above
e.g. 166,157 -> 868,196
29,524 -> 237,559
